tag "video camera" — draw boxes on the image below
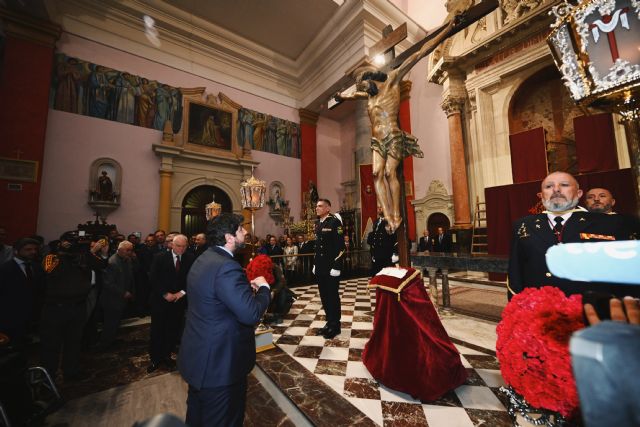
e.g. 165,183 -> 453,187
58,231 -> 107,253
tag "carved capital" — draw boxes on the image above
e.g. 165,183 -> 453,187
441,96 -> 465,117
299,108 -> 319,126
400,80 -> 413,101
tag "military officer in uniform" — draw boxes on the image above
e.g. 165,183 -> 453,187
508,171 -> 637,300
367,206 -> 398,276
313,199 -> 345,339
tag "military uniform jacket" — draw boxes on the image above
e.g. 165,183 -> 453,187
508,210 -> 631,297
367,218 -> 397,262
314,214 -> 345,274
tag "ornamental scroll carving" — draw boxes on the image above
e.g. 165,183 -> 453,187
441,96 -> 466,117
501,0 -> 545,25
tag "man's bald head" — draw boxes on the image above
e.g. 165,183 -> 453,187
538,171 -> 583,212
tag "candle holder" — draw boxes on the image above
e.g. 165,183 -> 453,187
240,168 -> 266,258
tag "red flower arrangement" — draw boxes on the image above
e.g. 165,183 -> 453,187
245,254 -> 275,285
496,286 -> 584,418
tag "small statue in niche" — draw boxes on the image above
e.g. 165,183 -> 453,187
98,170 -> 114,201
308,180 -> 319,206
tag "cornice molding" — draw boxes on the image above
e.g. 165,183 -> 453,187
299,109 -> 320,126
46,0 -> 428,113
0,7 -> 61,47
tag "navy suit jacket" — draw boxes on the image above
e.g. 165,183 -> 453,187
178,246 -> 270,389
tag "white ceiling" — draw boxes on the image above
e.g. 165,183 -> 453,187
163,0 -> 341,59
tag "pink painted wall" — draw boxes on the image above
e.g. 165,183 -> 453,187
38,34 -> 301,241
316,117 -> 345,209
407,60 -> 451,199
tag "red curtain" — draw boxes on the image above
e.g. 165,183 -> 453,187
359,164 -> 377,234
486,168 -> 636,257
574,113 -> 618,173
509,127 -> 548,183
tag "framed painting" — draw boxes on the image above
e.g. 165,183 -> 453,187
186,101 -> 233,150
0,157 -> 39,182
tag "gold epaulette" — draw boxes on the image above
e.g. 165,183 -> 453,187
43,254 -> 60,273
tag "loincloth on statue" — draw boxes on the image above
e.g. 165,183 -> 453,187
371,130 -> 424,160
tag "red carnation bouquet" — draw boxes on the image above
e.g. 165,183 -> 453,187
245,254 -> 275,285
496,286 -> 584,418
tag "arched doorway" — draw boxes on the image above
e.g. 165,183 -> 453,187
181,185 -> 232,237
427,212 -> 450,236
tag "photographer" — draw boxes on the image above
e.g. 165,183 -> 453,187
571,297 -> 640,427
40,232 -> 106,381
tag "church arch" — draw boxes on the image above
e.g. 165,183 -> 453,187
180,185 -> 232,237
427,212 -> 450,236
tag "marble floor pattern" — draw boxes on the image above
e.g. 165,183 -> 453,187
270,277 -> 511,427
44,276 -> 511,426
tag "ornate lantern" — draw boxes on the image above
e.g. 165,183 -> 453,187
240,168 -> 266,257
205,195 -> 222,220
548,0 -> 640,211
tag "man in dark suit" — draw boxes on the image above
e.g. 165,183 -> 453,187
95,240 -> 134,350
432,226 -> 453,252
266,235 -> 284,267
508,171 -> 636,299
417,229 -> 433,252
367,207 -> 398,276
148,234 -> 194,372
179,213 -> 270,427
0,238 -> 45,345
314,199 -> 346,339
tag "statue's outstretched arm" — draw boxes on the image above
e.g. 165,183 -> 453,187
334,90 -> 369,102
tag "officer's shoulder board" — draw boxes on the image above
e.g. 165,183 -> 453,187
43,254 -> 60,273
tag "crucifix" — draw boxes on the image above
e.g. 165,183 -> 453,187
331,0 -> 498,266
12,149 -> 24,159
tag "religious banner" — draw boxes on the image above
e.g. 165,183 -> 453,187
574,113 -> 618,173
509,127 -> 547,183
50,54 -> 183,133
359,164 -> 377,235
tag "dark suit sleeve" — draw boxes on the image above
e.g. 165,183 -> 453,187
215,260 -> 270,326
507,221 -> 523,299
102,258 -> 122,297
149,252 -> 170,296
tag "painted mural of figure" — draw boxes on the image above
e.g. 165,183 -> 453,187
238,109 -> 254,151
54,57 -> 81,113
276,120 -> 288,155
115,73 -> 138,124
88,65 -> 110,119
153,84 -> 173,130
136,79 -> 157,128
201,115 -> 219,146
170,89 -> 183,134
253,113 -> 266,151
265,115 -> 278,154
290,123 -> 300,158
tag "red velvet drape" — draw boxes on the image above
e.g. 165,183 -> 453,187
574,113 -> 618,173
486,168 -> 636,257
362,269 -> 467,401
509,127 -> 548,184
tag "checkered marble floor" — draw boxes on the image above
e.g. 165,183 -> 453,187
270,278 -> 511,427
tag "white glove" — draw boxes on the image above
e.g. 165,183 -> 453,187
312,266 -> 316,275
391,254 -> 399,263
330,269 -> 340,277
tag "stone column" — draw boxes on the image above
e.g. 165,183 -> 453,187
158,170 -> 173,231
441,96 -> 472,229
0,8 -> 60,241
299,109 -> 319,201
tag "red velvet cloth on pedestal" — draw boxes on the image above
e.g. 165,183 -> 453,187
362,268 -> 467,401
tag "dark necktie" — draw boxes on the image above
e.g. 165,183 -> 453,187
175,256 -> 181,272
553,216 -> 564,241
24,261 -> 33,283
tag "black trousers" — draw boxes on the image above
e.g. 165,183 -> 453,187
185,379 -> 247,427
40,301 -> 86,377
316,272 -> 341,328
149,299 -> 185,364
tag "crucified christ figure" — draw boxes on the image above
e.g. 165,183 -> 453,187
333,18 -> 457,233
